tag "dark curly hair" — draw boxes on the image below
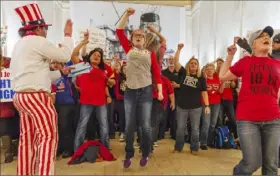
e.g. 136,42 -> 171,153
84,48 -> 105,70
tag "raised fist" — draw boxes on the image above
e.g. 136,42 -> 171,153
84,29 -> 89,40
178,43 -> 184,50
147,24 -> 157,33
126,8 -> 135,16
64,19 -> 73,37
227,45 -> 237,56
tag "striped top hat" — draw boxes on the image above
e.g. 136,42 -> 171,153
15,3 -> 52,30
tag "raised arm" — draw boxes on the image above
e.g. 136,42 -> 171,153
71,30 -> 89,64
147,24 -> 166,45
39,20 -> 74,63
174,43 -> 184,72
219,44 -> 238,81
235,37 -> 252,54
116,8 -> 135,53
117,8 -> 134,29
81,42 -> 87,58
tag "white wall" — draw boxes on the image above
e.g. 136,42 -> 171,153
4,0 -> 279,65
2,1 -> 65,57
69,1 -> 184,52
2,1 -> 35,56
189,1 -> 280,66
2,1 -> 184,59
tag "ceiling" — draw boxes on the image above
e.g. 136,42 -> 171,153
114,1 -> 192,7
59,0 -> 192,7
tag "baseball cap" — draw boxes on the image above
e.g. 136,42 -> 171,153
273,33 -> 280,43
248,26 -> 274,47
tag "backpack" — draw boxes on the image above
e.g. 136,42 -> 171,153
213,125 -> 236,149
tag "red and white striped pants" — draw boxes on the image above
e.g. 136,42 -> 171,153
13,92 -> 58,175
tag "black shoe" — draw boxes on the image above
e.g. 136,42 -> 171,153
56,151 -> 62,157
200,145 -> 208,150
62,152 -> 72,159
4,153 -> 13,163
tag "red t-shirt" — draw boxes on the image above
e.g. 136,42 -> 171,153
206,77 -> 221,104
152,76 -> 174,109
230,56 -> 280,121
76,65 -> 112,106
161,76 -> 174,109
221,81 -> 234,100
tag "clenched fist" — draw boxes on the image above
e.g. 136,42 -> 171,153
178,43 -> 184,50
227,45 -> 237,56
64,19 -> 73,37
126,8 -> 135,16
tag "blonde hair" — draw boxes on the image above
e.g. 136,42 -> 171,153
185,56 -> 201,77
145,33 -> 160,52
205,63 -> 215,70
145,32 -> 160,63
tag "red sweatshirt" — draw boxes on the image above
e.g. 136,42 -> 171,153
161,76 -> 174,109
0,57 -> 16,118
76,65 -> 113,106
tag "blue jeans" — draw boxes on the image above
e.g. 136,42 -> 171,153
151,99 -> 164,143
233,119 -> 280,176
124,85 -> 153,159
175,106 -> 202,151
158,106 -> 169,139
107,100 -> 115,137
74,104 -> 109,151
218,99 -> 236,125
200,104 -> 221,145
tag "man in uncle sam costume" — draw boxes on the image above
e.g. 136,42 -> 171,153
9,3 -> 74,175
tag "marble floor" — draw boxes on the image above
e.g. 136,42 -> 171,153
1,138 -> 268,175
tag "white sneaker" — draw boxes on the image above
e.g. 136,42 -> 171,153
134,143 -> 140,149
119,133 -> 125,142
153,142 -> 159,147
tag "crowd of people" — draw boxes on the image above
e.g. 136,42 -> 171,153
0,3 -> 280,176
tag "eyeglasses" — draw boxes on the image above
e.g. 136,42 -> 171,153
133,33 -> 145,38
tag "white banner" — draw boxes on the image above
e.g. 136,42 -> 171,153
78,27 -> 107,55
68,62 -> 91,78
0,68 -> 15,102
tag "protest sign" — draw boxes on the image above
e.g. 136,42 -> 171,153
68,62 -> 91,78
0,68 -> 15,102
78,27 -> 107,56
